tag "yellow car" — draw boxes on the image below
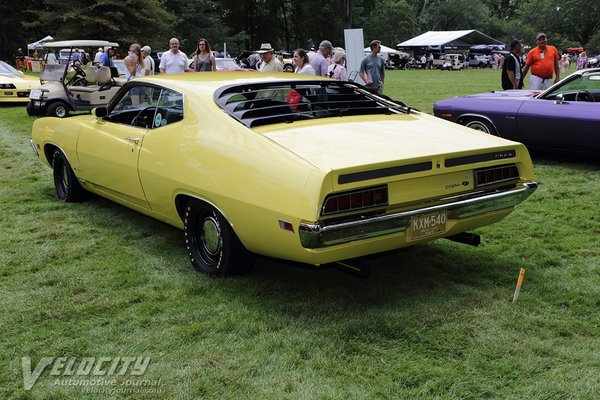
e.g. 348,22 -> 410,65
30,72 -> 537,276
0,61 -> 40,102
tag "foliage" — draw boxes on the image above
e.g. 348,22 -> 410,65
3,0 -> 600,63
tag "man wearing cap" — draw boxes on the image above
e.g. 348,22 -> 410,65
502,39 -> 524,90
159,38 -> 188,74
257,43 -> 283,72
142,45 -> 155,75
310,40 -> 333,77
522,33 -> 560,90
360,40 -> 385,95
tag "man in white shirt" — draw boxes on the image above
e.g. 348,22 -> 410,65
159,38 -> 188,74
142,45 -> 155,75
94,48 -> 103,64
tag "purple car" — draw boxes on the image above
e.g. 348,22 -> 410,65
434,68 -> 600,157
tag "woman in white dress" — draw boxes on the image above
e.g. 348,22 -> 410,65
293,49 -> 315,75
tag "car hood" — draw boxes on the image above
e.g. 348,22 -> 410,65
0,73 -> 38,83
460,90 -> 540,100
261,115 -> 518,171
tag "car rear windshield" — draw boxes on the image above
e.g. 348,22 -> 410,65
214,80 -> 411,127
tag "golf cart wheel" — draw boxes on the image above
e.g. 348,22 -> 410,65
26,101 -> 36,116
47,101 -> 70,118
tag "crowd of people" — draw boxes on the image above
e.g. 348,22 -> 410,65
31,33 -> 593,95
76,36 -> 385,93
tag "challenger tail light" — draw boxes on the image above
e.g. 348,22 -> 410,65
322,186 -> 388,216
475,164 -> 519,188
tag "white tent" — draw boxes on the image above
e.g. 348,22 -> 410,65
397,30 -> 503,51
363,45 -> 409,59
27,35 -> 54,55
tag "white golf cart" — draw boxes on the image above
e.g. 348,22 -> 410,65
441,54 -> 465,71
27,40 -> 123,118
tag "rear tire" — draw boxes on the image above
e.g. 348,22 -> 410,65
52,149 -> 86,202
463,118 -> 497,135
47,101 -> 70,118
183,200 -> 254,277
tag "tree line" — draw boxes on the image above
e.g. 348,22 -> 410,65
2,0 -> 599,61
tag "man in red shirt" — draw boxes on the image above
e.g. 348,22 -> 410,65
522,33 -> 560,90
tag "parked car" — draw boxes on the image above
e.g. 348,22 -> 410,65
433,68 -> 600,156
586,56 -> 599,68
27,40 -> 122,117
0,60 -> 40,103
469,54 -> 490,68
30,72 -> 537,276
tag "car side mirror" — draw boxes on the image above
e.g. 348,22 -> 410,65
92,107 -> 108,118
555,93 -> 564,104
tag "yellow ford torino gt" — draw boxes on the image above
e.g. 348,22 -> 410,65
31,72 -> 537,276
0,61 -> 40,102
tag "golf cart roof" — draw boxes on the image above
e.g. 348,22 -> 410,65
43,40 -> 119,48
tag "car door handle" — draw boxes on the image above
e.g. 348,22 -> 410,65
125,137 -> 140,144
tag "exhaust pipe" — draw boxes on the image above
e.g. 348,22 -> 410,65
335,259 -> 370,278
445,232 -> 481,246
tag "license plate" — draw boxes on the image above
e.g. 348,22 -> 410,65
408,210 -> 447,240
29,89 -> 42,100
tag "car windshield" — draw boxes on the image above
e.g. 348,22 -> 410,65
542,71 -> 600,99
215,81 -> 411,128
0,61 -> 20,75
217,59 -> 239,69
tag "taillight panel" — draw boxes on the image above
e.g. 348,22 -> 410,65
475,164 -> 519,188
322,186 -> 388,216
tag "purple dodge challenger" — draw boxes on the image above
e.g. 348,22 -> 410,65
434,68 -> 600,157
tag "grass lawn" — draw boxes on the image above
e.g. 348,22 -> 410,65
1,67 -> 599,399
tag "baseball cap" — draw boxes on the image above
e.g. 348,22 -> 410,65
536,33 -> 546,40
141,45 -> 151,53
319,40 -> 333,49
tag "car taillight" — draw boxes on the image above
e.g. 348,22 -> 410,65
475,164 -> 519,188
322,186 -> 388,216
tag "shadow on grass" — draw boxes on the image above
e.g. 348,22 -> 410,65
62,187 -> 520,316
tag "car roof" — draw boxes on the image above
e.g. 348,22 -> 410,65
44,40 -> 119,48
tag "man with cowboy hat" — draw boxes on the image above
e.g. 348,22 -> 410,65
257,43 -> 283,72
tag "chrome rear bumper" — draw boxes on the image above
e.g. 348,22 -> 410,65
299,182 -> 537,248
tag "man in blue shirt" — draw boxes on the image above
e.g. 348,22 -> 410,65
99,47 -> 115,67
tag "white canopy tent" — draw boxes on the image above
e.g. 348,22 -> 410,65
363,44 -> 409,59
397,30 -> 504,51
27,36 -> 54,55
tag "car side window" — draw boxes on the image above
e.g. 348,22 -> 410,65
152,89 -> 184,128
106,85 -> 162,128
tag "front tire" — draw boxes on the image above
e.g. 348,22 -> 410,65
463,118 -> 497,135
183,200 -> 253,277
47,101 -> 70,118
26,101 -> 36,116
52,149 -> 86,202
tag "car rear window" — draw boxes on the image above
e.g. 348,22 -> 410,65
214,81 -> 411,127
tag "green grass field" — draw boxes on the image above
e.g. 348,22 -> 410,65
1,67 -> 599,399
